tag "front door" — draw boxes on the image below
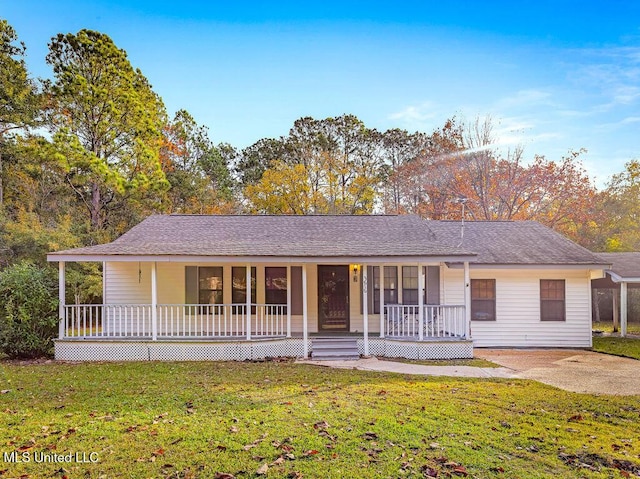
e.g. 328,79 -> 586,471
318,265 -> 350,331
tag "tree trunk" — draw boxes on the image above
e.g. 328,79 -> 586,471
593,288 -> 601,323
91,182 -> 102,230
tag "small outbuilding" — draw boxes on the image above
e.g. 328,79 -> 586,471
592,252 -> 640,336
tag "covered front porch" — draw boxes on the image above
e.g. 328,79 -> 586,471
53,258 -> 473,361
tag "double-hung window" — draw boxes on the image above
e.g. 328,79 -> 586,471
540,280 -> 565,321
232,266 -> 256,313
265,267 -> 287,312
470,279 -> 496,321
373,266 -> 398,313
197,267 -> 223,305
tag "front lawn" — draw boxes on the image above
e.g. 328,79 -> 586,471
1,361 -> 639,478
592,335 -> 640,360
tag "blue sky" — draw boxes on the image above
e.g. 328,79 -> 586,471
4,1 -> 640,186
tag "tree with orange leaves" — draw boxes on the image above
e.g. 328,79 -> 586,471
389,117 -> 598,245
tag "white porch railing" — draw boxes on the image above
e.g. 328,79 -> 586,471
62,304 -> 287,339
384,304 -> 467,339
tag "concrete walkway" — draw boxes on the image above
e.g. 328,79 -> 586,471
300,350 -> 640,395
301,356 -> 513,378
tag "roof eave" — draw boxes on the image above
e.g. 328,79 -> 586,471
445,262 -> 610,270
606,270 -> 640,283
47,253 -> 477,264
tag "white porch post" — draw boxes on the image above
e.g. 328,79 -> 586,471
151,261 -> 157,340
58,261 -> 66,339
418,263 -> 424,340
246,264 -> 252,340
286,265 -> 292,338
302,264 -> 308,358
621,281 -> 628,338
379,264 -> 385,338
463,261 -> 471,339
363,264 -> 369,356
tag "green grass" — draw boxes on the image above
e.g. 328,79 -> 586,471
1,361 -> 639,478
592,321 -> 640,334
592,335 -> 640,360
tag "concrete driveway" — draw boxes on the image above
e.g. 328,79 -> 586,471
475,349 -> 640,395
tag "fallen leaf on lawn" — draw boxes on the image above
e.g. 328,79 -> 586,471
214,473 -> 235,479
452,465 -> 468,476
0,390 -> 10,394
377,390 -> 386,395
270,456 -> 285,466
568,414 -> 583,422
229,426 -> 238,433
256,463 -> 269,475
363,432 -> 378,440
288,472 -> 303,479
313,420 -> 329,430
420,465 -> 438,478
302,450 -> 319,457
215,445 -> 227,451
152,448 -> 164,456
18,440 -> 36,451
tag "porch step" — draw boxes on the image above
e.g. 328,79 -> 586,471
311,338 -> 359,361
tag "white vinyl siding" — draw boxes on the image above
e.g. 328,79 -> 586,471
443,267 -> 592,347
104,262 -> 152,304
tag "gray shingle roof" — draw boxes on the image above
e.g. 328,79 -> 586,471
49,215 -> 474,258
48,215 -> 606,265
597,252 -> 640,279
427,220 -> 604,265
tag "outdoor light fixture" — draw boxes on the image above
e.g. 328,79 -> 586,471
352,264 -> 359,282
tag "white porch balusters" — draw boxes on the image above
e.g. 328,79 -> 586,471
463,261 -> 471,339
302,264 -> 308,358
58,261 -> 66,339
286,265 -> 292,338
246,264 -> 252,340
379,264 -> 385,338
363,264 -> 369,356
418,263 -> 424,341
151,261 -> 158,340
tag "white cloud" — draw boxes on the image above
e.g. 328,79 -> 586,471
494,89 -> 554,109
388,101 -> 439,128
